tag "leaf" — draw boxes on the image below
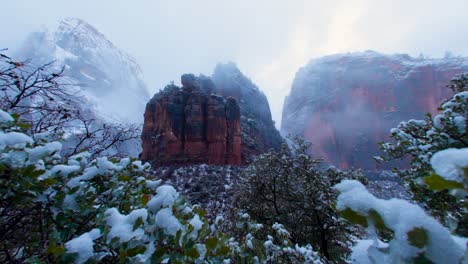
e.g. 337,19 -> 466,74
205,237 -> 218,250
369,209 -> 386,231
186,247 -> 200,259
46,245 -> 65,256
175,229 -> 182,242
407,227 -> 428,248
154,247 -> 165,258
423,174 -> 463,191
118,174 -> 131,182
199,209 -> 206,218
142,194 -> 151,206
340,208 -> 368,227
127,245 -> 147,257
11,113 -> 20,121
217,244 -> 231,256
18,123 -> 31,130
133,217 -> 144,231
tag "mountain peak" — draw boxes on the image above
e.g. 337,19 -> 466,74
19,18 -> 150,123
57,17 -> 100,37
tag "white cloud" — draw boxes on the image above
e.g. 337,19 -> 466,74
2,0 -> 468,128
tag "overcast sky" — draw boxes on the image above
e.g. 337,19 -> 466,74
2,0 -> 468,127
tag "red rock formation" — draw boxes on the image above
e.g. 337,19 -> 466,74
282,51 -> 468,170
141,74 -> 241,166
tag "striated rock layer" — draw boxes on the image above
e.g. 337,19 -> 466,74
141,74 -> 241,166
282,51 -> 468,170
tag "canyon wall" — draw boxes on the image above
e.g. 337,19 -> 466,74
282,51 -> 468,169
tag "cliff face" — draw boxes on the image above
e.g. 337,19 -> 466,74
212,63 -> 284,161
141,74 -> 241,166
282,51 -> 468,170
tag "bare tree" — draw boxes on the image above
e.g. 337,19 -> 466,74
0,49 -> 142,159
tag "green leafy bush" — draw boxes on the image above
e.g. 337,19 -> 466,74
0,109 -> 322,263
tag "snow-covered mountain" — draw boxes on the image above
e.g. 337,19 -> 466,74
17,17 -> 150,123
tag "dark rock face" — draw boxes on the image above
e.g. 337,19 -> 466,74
282,51 -> 468,170
212,63 -> 284,161
141,75 -> 241,166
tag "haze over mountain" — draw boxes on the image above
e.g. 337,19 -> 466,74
282,51 -> 468,169
3,0 -> 468,127
17,17 -> 150,123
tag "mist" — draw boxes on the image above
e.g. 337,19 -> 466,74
2,0 -> 468,127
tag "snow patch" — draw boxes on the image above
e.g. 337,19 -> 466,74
430,148 -> 468,182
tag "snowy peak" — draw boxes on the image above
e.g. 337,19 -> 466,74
18,17 -> 150,123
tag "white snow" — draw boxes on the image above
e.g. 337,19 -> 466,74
68,152 -> 90,166
196,244 -> 207,260
67,157 -> 121,188
65,228 -> 101,264
154,207 -> 181,235
26,142 -> 62,163
189,214 -> 203,238
0,132 -> 33,148
350,239 -> 389,264
430,148 -> 468,182
334,180 -> 465,263
105,208 -> 148,243
246,233 -> 254,249
145,179 -> 161,189
147,185 -> 179,212
49,164 -> 81,177
272,222 -> 290,237
0,110 -> 14,123
54,45 -> 78,63
454,116 -> 466,133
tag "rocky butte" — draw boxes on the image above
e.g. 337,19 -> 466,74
281,51 -> 468,170
141,74 -> 241,166
141,64 -> 283,166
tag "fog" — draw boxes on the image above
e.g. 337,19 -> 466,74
2,0 -> 468,127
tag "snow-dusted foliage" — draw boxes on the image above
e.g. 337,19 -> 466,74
379,85 -> 468,174
334,180 -> 466,263
431,148 -> 468,183
0,109 -> 322,263
228,213 -> 322,264
336,147 -> 468,262
234,137 -> 367,262
378,73 -> 468,230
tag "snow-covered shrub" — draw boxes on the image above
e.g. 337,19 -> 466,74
228,212 -> 322,264
378,73 -> 468,232
0,109 -> 322,263
0,109 -> 232,262
334,180 -> 466,263
335,147 -> 468,263
234,137 -> 366,262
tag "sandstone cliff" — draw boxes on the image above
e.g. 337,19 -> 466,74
141,74 -> 241,166
282,51 -> 468,170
